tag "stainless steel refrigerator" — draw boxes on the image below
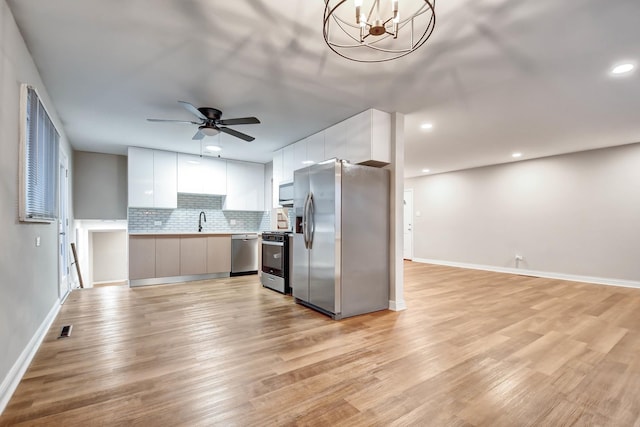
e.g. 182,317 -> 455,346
292,160 -> 389,319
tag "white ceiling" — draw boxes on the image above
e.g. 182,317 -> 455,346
7,0 -> 640,177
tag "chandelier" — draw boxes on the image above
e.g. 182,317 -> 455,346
323,0 -> 436,63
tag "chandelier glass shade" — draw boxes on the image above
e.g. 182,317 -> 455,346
323,0 -> 436,63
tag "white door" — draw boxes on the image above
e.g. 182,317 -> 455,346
59,151 -> 71,300
403,189 -> 414,260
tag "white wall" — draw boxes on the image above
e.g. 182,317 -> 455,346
0,0 -> 74,410
74,220 -> 128,289
91,230 -> 127,283
405,143 -> 640,284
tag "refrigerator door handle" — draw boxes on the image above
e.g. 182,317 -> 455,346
308,192 -> 315,249
303,192 -> 310,249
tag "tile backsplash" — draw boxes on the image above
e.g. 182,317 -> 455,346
128,193 -> 268,233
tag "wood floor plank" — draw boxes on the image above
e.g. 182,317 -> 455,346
2,262 -> 640,425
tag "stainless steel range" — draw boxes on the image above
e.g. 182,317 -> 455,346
260,231 -> 292,294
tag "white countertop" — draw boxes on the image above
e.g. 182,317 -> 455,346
129,231 -> 260,236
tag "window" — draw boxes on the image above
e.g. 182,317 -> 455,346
19,84 -> 60,222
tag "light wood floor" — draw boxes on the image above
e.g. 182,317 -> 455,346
2,262 -> 640,426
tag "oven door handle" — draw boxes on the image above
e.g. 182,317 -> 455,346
262,241 -> 285,247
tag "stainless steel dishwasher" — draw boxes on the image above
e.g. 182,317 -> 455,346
231,234 -> 259,276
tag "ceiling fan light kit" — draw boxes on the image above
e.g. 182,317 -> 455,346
323,0 -> 436,63
147,101 -> 260,142
200,126 -> 219,137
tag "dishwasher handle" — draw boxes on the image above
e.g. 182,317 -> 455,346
231,234 -> 258,240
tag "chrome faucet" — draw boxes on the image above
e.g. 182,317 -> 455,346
198,211 -> 206,232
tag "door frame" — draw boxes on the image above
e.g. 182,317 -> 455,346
58,150 -> 71,302
403,188 -> 414,260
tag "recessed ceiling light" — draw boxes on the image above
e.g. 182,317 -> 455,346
421,168 -> 430,173
611,63 -> 635,75
512,152 -> 522,158
205,145 -> 222,152
420,123 -> 433,130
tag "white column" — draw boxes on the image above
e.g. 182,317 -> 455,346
389,112 -> 406,311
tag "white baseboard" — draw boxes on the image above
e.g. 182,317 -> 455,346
389,299 -> 407,311
0,299 -> 61,415
413,258 -> 640,289
92,279 -> 127,285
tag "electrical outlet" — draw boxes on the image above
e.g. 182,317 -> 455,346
35,236 -> 41,247
230,219 -> 237,225
154,220 -> 162,226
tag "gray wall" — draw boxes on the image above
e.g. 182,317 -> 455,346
0,0 -> 74,395
74,151 -> 127,219
91,231 -> 127,283
405,143 -> 640,283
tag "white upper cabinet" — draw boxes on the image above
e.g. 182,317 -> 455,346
128,147 -> 177,208
293,139 -> 307,171
153,150 -> 178,208
270,109 -> 387,209
202,158 -> 227,195
272,149 -> 283,208
324,109 -> 391,166
177,153 -> 226,195
282,144 -> 295,183
264,164 -> 272,212
324,118 -> 347,162
177,153 -> 200,194
367,109 -> 391,166
293,131 -> 325,171
128,147 -> 154,208
224,160 -> 265,211
306,132 -> 325,165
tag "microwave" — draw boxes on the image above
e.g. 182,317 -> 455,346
278,181 -> 294,206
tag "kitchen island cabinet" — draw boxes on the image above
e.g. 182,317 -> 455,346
128,233 -> 248,286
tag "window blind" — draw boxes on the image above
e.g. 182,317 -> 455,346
21,85 -> 59,222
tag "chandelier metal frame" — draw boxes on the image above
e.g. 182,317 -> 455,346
323,0 -> 437,63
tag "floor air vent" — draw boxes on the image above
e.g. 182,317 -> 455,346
58,325 -> 73,338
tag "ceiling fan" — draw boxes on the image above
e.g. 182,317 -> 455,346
147,101 -> 260,142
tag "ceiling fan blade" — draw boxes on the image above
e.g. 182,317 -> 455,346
218,117 -> 261,126
192,129 -> 206,140
178,101 -> 208,121
219,127 -> 255,142
147,118 -> 200,124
